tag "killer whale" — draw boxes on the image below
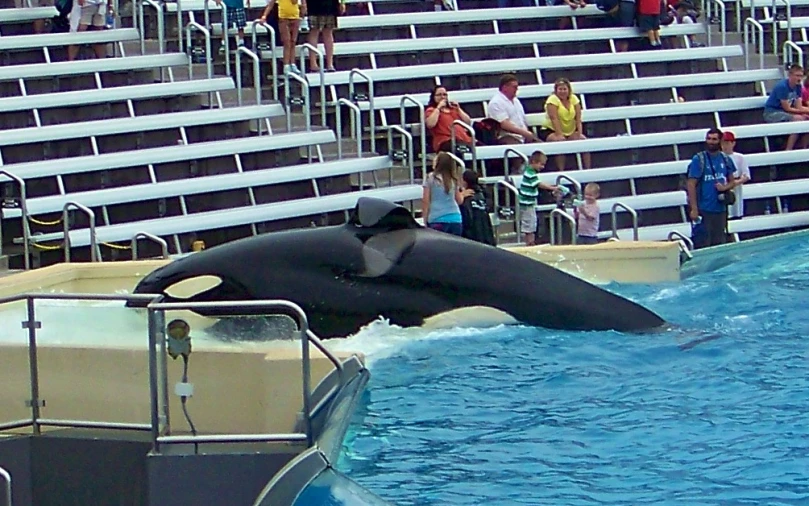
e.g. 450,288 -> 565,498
129,197 -> 666,338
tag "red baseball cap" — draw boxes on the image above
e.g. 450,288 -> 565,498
722,131 -> 736,142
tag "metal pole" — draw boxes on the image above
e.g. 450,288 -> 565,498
25,296 -> 42,435
0,466 -> 11,506
147,308 -> 161,453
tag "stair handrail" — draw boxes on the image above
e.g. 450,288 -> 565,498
186,14 -> 213,79
235,45 -> 262,106
783,39 -> 804,69
492,179 -> 520,244
336,98 -> 362,161
349,69 -> 376,153
0,170 -> 30,270
0,465 -> 11,506
450,120 -> 477,171
62,202 -> 98,263
399,95 -> 426,181
139,0 -> 165,54
610,201 -> 639,241
550,208 -> 577,245
744,17 -> 765,69
131,232 -> 170,260
503,148 -> 528,181
299,43 -> 327,127
668,230 -> 694,261
251,21 -> 278,101
386,125 -> 415,184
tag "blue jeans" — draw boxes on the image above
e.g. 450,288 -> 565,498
429,222 -> 463,236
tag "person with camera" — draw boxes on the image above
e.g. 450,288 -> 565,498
425,85 -> 474,155
686,128 -> 738,249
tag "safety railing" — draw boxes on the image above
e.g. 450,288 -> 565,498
349,69 -> 376,154
0,170 -> 30,270
0,293 -> 347,456
503,148 -> 528,181
300,44 -> 327,127
709,0 -> 728,46
492,179 -> 520,244
131,232 -> 170,260
62,202 -> 98,263
336,98 -> 362,161
745,17 -> 766,68
610,202 -> 639,241
668,230 -> 694,261
445,151 -> 466,170
0,465 -> 9,506
251,21 -> 278,101
235,45 -> 262,106
140,0 -> 165,54
399,95 -> 426,180
186,15 -> 213,79
284,71 -> 312,162
387,125 -> 415,185
450,120 -> 477,170
784,39 -> 804,68
749,0 -> 788,54
549,208 -> 577,245
555,174 -> 582,199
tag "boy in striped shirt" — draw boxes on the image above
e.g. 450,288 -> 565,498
518,151 -> 560,245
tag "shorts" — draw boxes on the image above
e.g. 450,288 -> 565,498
519,204 -> 537,234
309,14 -> 337,30
428,222 -> 463,236
606,0 -> 636,27
224,7 -> 247,29
763,109 -> 794,123
637,13 -> 660,31
70,2 -> 106,32
576,235 -> 599,245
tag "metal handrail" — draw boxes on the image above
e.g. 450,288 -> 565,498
146,299 -> 320,449
202,0 -> 229,76
549,208 -> 577,245
784,40 -> 804,69
745,17 -> 765,69
62,202 -> 98,263
450,120 -> 477,170
399,95 -> 426,181
336,98 -> 362,161
503,148 -> 528,181
0,170 -> 30,270
284,70 -> 312,132
139,0 -> 165,55
493,179 -> 520,243
305,328 -> 345,392
131,232 -> 169,260
387,125 -> 415,184
235,46 -> 262,106
610,202 -> 639,241
186,18 -> 213,79
299,43 -> 326,127
555,174 -> 582,199
176,0 -> 184,53
444,151 -> 465,169
710,0 -> 727,46
668,230 -> 694,261
0,465 -> 10,506
251,21 -> 278,101
349,69 -> 376,153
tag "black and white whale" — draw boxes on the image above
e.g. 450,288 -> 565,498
129,197 -> 666,338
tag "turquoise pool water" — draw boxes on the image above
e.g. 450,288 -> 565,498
331,237 -> 809,505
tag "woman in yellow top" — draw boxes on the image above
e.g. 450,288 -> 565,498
260,0 -> 305,74
538,77 -> 592,171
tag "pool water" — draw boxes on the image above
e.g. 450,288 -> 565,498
329,238 -> 809,505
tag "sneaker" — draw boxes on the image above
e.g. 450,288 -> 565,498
290,63 -> 302,74
325,67 -> 336,72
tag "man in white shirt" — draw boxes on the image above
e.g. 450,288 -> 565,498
721,130 -> 750,219
487,74 -> 540,145
68,0 -> 112,61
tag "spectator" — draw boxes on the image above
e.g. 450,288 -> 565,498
67,0 -> 112,61
669,1 -> 702,48
517,151 -> 560,246
597,0 -> 635,51
763,64 -> 809,150
574,182 -> 601,244
538,78 -> 592,171
260,0 -> 305,74
721,130 -> 751,220
487,74 -> 540,146
460,170 -> 497,246
636,0 -> 662,47
31,0 -> 55,33
425,86 -> 474,154
216,0 -> 250,49
422,152 -> 474,236
686,128 -> 737,249
306,0 -> 344,71
557,0 -> 588,30
498,0 -> 533,7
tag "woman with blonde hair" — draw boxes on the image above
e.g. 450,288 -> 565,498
421,152 -> 474,236
538,77 -> 592,171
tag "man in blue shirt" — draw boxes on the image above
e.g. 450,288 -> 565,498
686,128 -> 737,249
763,64 -> 809,150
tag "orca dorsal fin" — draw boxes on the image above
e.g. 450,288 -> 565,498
349,197 -> 420,230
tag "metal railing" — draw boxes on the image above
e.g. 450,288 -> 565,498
744,17 -> 765,69
284,70 -> 312,133
399,95 -> 426,180
0,465 -> 10,506
186,16 -> 213,80
251,21 -> 278,101
140,0 -> 165,55
0,293 -> 347,456
336,98 -> 362,161
62,202 -> 98,263
386,125 -> 415,184
492,179 -> 520,244
0,170 -> 30,270
450,120 -> 477,169
550,208 -> 577,245
555,174 -> 582,199
349,69 -> 376,154
503,148 -> 528,181
668,230 -> 694,261
610,202 -> 639,241
235,46 -> 261,106
784,39 -> 804,68
710,0 -> 728,46
131,232 -> 170,260
300,44 -> 327,127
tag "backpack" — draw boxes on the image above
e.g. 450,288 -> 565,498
691,151 -> 736,206
473,118 -> 501,146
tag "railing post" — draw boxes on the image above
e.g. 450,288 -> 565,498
610,202 -> 639,241
550,208 -> 577,245
62,202 -> 97,263
0,170 -> 30,270
147,307 -> 163,453
349,69 -> 376,154
252,22 -> 278,102
399,95 -> 426,181
24,296 -> 42,436
0,465 -> 11,506
131,232 -> 169,260
300,43 -> 326,127
503,148 -> 528,180
450,119 -> 477,171
387,125 -> 414,184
